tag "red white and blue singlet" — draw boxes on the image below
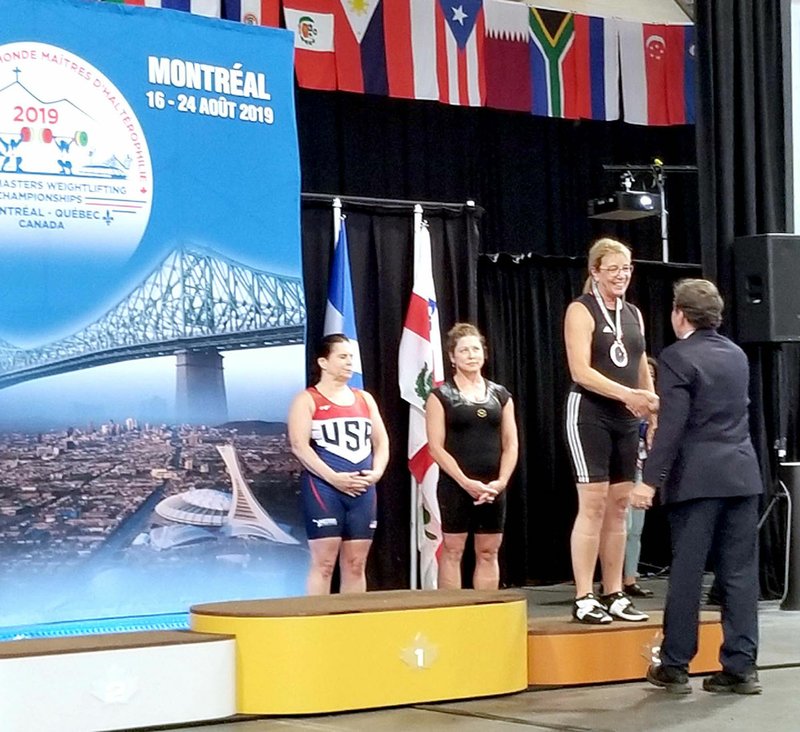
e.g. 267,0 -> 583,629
301,387 -> 378,540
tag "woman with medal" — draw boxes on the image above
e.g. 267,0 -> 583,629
564,238 -> 658,623
426,323 -> 519,590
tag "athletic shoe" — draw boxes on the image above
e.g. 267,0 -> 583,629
702,670 -> 762,695
623,582 -> 654,598
646,663 -> 691,694
602,591 -> 649,621
572,593 -> 613,624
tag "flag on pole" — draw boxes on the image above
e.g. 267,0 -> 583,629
398,217 -> 444,589
324,215 -> 363,388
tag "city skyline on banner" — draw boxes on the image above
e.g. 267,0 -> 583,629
0,0 -> 307,630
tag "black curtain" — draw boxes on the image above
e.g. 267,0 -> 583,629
297,89 -> 699,260
478,255 -> 701,585
300,197 -> 480,589
297,84 -> 699,588
695,0 -> 795,597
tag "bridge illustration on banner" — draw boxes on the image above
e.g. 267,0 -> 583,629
0,247 -> 306,423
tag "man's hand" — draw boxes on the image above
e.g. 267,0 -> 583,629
630,483 -> 656,509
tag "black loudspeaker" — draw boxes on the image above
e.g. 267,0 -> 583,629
733,234 -> 800,343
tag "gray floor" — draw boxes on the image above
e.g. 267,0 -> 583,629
163,579 -> 800,732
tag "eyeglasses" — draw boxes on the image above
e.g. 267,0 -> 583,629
598,265 -> 634,276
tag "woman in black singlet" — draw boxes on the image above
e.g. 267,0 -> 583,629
564,238 -> 658,624
425,323 -> 518,590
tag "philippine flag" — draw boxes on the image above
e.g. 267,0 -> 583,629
222,0 -> 279,26
334,0 -> 388,95
619,21 -> 695,126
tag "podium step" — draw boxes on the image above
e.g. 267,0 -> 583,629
191,589 -> 529,714
0,630 -> 236,731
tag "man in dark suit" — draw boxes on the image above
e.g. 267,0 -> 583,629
632,279 -> 763,695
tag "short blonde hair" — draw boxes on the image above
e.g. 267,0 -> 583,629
582,237 -> 632,293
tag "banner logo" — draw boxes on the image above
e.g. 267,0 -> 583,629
0,42 -> 153,256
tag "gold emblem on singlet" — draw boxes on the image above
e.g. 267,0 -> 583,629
476,408 -> 488,418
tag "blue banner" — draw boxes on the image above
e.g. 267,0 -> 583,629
0,0 -> 308,629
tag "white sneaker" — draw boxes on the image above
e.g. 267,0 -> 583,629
572,593 -> 613,624
602,591 -> 649,621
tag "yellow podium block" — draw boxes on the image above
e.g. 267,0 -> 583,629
191,589 -> 528,714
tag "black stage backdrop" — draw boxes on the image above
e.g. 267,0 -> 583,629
478,255 -> 701,586
297,89 -> 700,261
300,198 -> 481,589
696,0 -> 796,597
296,47 -> 793,591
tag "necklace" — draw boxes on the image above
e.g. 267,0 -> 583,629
591,281 -> 629,368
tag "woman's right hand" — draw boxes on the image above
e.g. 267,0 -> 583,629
624,389 -> 659,418
461,478 -> 497,504
329,471 -> 371,497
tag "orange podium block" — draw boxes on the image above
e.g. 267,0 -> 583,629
527,610 -> 722,686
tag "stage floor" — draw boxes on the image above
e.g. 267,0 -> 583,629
167,576 -> 800,732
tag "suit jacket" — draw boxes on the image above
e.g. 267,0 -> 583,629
642,328 -> 763,504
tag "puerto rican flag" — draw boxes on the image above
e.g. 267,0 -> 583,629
115,0 -> 221,16
324,215 -> 363,388
333,0 -> 388,95
435,0 -> 486,106
398,216 -> 444,589
619,21 -> 695,125
221,0 -> 279,26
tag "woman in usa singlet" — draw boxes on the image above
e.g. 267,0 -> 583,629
288,334 -> 389,595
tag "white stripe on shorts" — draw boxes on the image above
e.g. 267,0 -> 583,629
566,392 -> 590,483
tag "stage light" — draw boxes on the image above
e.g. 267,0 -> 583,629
587,190 -> 663,220
587,170 -> 663,220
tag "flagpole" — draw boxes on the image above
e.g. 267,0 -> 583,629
333,196 -> 342,241
409,203 -> 424,590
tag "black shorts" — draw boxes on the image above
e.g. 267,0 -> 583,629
438,476 -> 507,534
565,391 -> 639,484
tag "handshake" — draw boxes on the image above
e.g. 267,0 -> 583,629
624,388 -> 659,419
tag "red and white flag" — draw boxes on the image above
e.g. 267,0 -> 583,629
398,216 -> 444,589
221,0 -> 279,26
283,0 -> 337,91
434,0 -> 486,106
619,20 -> 696,125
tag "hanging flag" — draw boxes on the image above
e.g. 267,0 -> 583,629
283,0 -> 337,91
383,0 -> 438,101
398,219 -> 444,589
569,14 -> 619,121
324,216 -> 363,388
527,8 -> 619,121
619,21 -> 695,126
221,0 -> 279,26
434,0 -> 486,107
333,0 -> 388,95
484,0 -> 530,112
110,0 -> 221,16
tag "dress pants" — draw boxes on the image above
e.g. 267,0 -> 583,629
661,495 -> 759,676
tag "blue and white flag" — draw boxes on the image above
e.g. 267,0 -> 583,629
324,216 -> 363,388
